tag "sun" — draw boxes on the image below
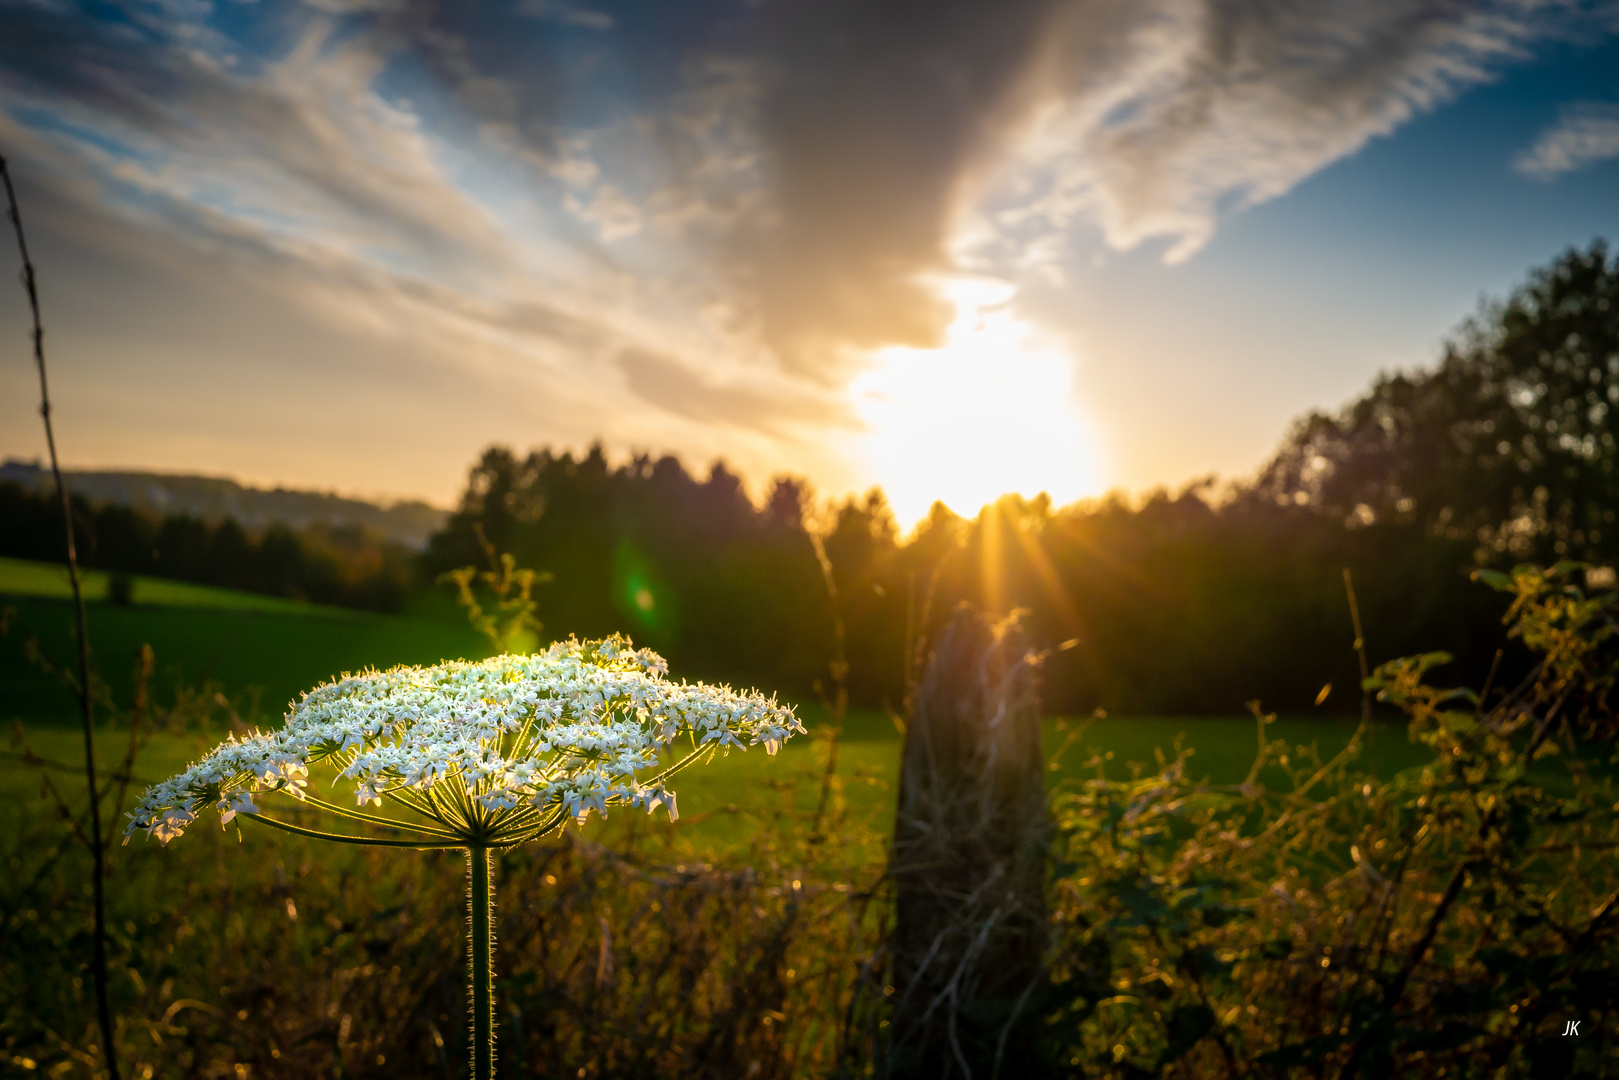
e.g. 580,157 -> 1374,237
850,278 -> 1103,528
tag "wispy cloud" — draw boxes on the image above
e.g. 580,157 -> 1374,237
0,1 -> 812,435
1,0 -> 1615,503
1516,101 -> 1619,178
4,0 -> 1605,356
971,0 -> 1592,266
729,0 -> 1606,357
516,0 -> 616,33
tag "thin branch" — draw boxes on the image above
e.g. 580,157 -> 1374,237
808,529 -> 848,837
2,150 -> 121,1079
109,645 -> 153,841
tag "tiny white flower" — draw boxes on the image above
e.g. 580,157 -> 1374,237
217,790 -> 259,825
125,634 -> 803,845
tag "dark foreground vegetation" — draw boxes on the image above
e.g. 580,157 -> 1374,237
4,563 -> 1617,1078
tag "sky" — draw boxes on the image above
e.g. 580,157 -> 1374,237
1,0 -> 1618,528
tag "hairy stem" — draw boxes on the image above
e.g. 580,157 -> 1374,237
468,845 -> 497,1080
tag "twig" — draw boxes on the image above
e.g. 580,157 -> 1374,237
1343,568 -> 1371,733
0,748 -> 155,787
110,645 -> 154,833
808,529 -> 848,837
1,150 -> 122,1079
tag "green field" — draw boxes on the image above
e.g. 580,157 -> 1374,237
5,706 -> 1432,856
1,556 -> 489,725
0,565 -> 1471,1079
0,555 -> 339,613
1,553 -> 1435,846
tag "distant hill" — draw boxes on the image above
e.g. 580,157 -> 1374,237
0,460 -> 449,550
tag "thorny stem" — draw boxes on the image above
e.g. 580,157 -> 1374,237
1,151 -> 122,1080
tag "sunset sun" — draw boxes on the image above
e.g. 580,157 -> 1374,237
851,279 -> 1103,527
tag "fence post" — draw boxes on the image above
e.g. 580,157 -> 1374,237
889,603 -> 1049,1078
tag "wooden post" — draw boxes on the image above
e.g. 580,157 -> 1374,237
889,604 -> 1050,1078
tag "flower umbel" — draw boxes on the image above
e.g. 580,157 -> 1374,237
126,634 -> 803,847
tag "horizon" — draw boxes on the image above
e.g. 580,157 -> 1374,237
0,439 -> 1224,526
3,2 -> 1619,528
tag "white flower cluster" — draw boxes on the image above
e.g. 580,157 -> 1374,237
127,635 -> 803,845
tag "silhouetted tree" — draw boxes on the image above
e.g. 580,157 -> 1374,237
1258,239 -> 1619,564
422,447 -> 835,697
0,483 -> 412,611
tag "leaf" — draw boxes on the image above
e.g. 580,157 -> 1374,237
1162,1003 -> 1215,1063
1179,945 -> 1235,979
1259,939 -> 1293,960
1474,568 -> 1514,591
1258,1033 -> 1346,1067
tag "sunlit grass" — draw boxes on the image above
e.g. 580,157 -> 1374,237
0,555 -> 346,614
5,710 -> 1435,854
0,595 -> 488,726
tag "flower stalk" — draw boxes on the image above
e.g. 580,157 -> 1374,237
126,635 -> 802,1075
469,846 -> 495,1080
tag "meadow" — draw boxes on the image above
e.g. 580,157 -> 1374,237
6,555 -> 1615,1078
1,556 -> 486,726
5,552 -> 1426,805
4,544 -> 1430,845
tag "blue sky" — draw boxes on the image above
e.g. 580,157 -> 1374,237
1034,26 -> 1619,503
0,0 -> 1617,524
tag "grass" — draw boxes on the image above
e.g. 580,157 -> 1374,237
0,579 -> 1496,1080
1,570 -> 489,727
1,555 -> 1435,847
4,707 -> 1435,854
0,555 -> 342,614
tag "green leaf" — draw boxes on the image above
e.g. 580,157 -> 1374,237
1162,1003 -> 1215,1063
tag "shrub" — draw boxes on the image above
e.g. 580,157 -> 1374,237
1036,563 -> 1619,1077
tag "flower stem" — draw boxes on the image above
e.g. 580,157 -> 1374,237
468,845 -> 496,1080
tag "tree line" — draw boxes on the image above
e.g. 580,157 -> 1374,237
4,240 -> 1614,714
422,241 -> 1616,714
420,448 -> 1514,715
0,483 -> 413,612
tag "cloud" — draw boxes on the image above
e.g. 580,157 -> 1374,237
971,0 -> 1593,265
6,0 -> 1606,357
2,0 -> 1615,482
0,1 -> 835,482
564,183 -> 643,241
1516,101 -> 1619,178
741,0 -> 1059,363
616,347 -> 852,434
729,0 -> 1607,361
516,0 -> 615,33
0,2 -> 514,281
